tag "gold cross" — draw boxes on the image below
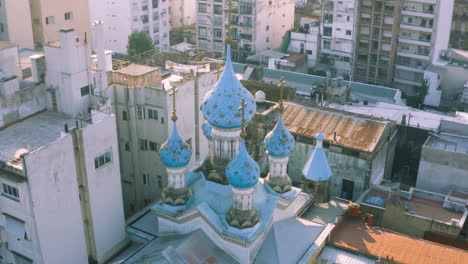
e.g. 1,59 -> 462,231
239,99 -> 248,138
224,0 -> 234,44
168,83 -> 179,121
215,63 -> 223,80
278,76 -> 287,112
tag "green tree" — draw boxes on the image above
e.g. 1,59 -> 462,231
127,31 -> 154,61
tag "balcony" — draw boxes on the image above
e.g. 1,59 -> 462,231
239,22 -> 253,28
239,33 -> 252,40
401,7 -> 434,18
399,36 -> 431,46
400,23 -> 433,33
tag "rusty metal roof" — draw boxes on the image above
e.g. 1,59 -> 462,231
282,102 -> 391,152
331,217 -> 468,264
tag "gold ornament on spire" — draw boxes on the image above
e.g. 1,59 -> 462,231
278,76 -> 287,112
224,0 -> 234,44
239,99 -> 248,138
168,83 -> 179,121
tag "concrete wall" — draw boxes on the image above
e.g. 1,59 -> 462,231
80,115 -> 126,262
169,0 -> 196,28
0,44 -> 20,78
416,145 -> 468,194
24,135 -> 89,264
431,0 -> 454,64
423,69 -> 442,107
0,0 -> 34,49
87,0 -> 132,54
289,141 -> 371,200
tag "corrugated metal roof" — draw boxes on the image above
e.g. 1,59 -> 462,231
318,246 -> 375,264
282,102 -> 390,152
331,217 -> 468,264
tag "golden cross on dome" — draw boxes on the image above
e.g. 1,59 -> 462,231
278,76 -> 287,112
239,99 -> 248,138
168,83 -> 179,121
224,0 -> 234,44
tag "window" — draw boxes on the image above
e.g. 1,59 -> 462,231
149,141 -> 159,152
2,182 -> 20,200
122,110 -> 128,121
266,37 -> 269,43
148,109 -> 158,120
5,214 -> 27,240
45,16 -> 55,25
266,25 -> 269,31
137,106 -> 145,120
213,5 -> 223,14
142,173 -> 150,185
64,12 -> 73,20
198,27 -> 207,37
94,151 -> 112,169
157,175 -> 163,188
80,85 -> 90,96
0,23 -> 4,33
324,27 -> 332,37
214,28 -> 222,39
139,138 -> 148,151
125,142 -> 130,151
346,30 -> 352,36
198,3 -> 208,13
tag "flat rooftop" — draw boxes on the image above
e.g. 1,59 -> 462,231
362,187 -> 465,224
300,198 -> 350,225
0,111 -> 82,169
114,63 -> 159,76
0,41 -> 16,50
283,102 -> 391,152
330,217 -> 468,264
425,134 -> 468,155
328,102 -> 468,131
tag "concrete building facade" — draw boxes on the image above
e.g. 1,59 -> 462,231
88,0 -> 170,54
320,0 -> 357,76
449,0 -> 468,51
0,23 -> 126,264
108,65 -> 216,216
196,0 -> 295,61
287,17 -> 320,68
0,0 -> 35,49
169,0 -> 196,29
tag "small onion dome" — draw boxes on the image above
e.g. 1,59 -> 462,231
202,120 -> 213,140
302,132 -> 332,181
200,45 -> 256,129
159,121 -> 192,168
226,140 -> 260,189
264,116 -> 295,157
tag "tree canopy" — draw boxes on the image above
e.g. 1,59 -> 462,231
127,31 -> 154,60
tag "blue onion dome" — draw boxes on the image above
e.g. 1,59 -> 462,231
159,121 -> 192,168
226,141 -> 260,189
202,120 -> 213,140
264,116 -> 295,157
200,45 -> 256,129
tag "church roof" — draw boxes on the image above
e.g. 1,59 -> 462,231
302,132 -> 332,182
200,45 -> 256,129
264,116 -> 295,157
202,120 -> 213,140
226,140 -> 260,189
159,121 -> 192,168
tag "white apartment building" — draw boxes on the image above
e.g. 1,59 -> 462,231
169,0 -> 196,29
196,0 -> 295,62
88,0 -> 170,54
0,0 -> 34,49
0,24 -> 126,264
394,0 -> 454,96
287,17 -> 320,68
108,64 -> 216,216
320,0 -> 357,76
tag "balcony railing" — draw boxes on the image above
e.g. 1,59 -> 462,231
402,6 -> 434,14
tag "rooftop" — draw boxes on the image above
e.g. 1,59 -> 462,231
114,63 -> 159,76
330,217 -> 468,264
0,41 -> 16,50
282,102 -> 392,152
300,198 -> 350,225
425,134 -> 468,155
328,102 -> 468,131
0,111 -> 83,169
318,246 -> 375,264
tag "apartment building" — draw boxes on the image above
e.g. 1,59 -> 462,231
169,0 -> 196,29
449,0 -> 468,51
354,0 -> 454,97
108,64 -> 216,217
354,0 -> 402,87
0,25 -> 126,264
394,0 -> 454,96
0,0 -> 34,49
320,0 -> 357,76
196,0 -> 295,62
88,0 -> 170,54
28,0 -> 91,47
